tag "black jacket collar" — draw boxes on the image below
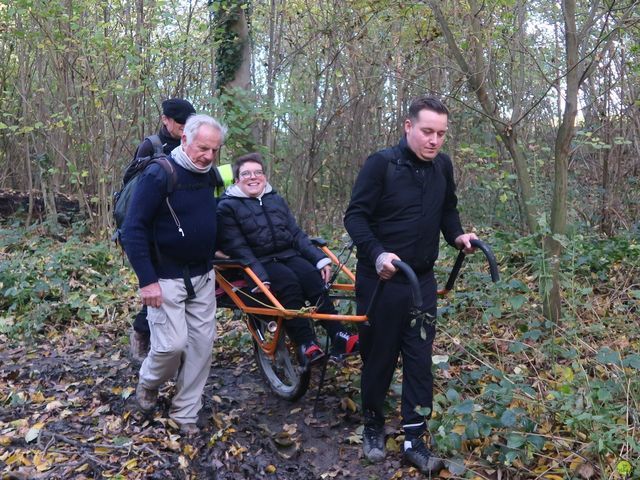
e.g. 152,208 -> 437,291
398,136 -> 434,168
158,126 -> 181,153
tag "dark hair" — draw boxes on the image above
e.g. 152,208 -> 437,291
408,96 -> 449,120
233,152 -> 265,180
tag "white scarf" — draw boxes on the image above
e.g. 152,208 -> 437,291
171,145 -> 212,173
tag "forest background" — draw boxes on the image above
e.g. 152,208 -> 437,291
1,0 -> 639,479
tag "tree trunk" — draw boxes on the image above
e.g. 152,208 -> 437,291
226,6 -> 251,91
542,0 -> 579,322
261,0 -> 281,162
16,12 -> 35,226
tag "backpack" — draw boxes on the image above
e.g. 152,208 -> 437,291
112,135 -> 176,243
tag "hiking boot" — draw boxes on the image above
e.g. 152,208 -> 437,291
298,341 -> 325,366
403,437 -> 444,474
179,422 -> 199,436
331,331 -> 360,357
130,330 -> 150,363
136,383 -> 158,412
362,425 -> 385,462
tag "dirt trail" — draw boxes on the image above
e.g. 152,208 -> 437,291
0,318 -> 428,479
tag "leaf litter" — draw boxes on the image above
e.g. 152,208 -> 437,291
0,316 -> 424,479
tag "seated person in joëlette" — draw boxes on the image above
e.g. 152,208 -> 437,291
216,152 -> 358,365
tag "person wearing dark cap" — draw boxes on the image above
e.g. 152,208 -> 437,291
133,98 -> 197,161
129,98 -> 196,362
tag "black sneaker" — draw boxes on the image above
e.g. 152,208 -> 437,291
362,425 -> 385,462
403,437 -> 443,474
331,331 -> 360,357
298,341 -> 325,366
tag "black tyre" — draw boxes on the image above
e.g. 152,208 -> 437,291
250,315 -> 311,401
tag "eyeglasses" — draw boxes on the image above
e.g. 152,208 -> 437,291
239,170 -> 265,179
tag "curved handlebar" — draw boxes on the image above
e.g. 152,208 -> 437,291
391,260 -> 423,308
365,260 -> 422,319
470,239 -> 500,282
444,239 -> 499,292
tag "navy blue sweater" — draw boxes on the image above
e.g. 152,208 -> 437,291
344,136 -> 464,277
121,157 -> 217,288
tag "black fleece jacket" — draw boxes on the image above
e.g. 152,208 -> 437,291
344,136 -> 464,278
121,157 -> 217,288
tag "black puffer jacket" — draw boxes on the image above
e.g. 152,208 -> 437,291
217,184 -> 326,283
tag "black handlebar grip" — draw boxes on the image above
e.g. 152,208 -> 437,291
365,260 -> 423,319
470,239 -> 500,282
444,238 -> 500,292
391,260 -> 423,308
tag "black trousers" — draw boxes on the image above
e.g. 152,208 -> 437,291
356,269 -> 437,434
263,255 -> 342,345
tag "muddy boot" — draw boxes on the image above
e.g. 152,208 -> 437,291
136,382 -> 158,412
178,422 -> 199,437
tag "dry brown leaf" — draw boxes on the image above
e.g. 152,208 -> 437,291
577,462 -> 596,479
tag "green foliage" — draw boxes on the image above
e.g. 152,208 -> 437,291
209,87 -> 262,157
0,226 -> 132,338
0,220 -> 638,476
457,142 -> 520,226
430,228 -> 639,475
210,0 -> 251,90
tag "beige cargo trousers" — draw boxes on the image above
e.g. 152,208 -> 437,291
139,270 -> 216,425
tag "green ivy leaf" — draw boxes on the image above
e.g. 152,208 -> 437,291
500,409 -> 517,427
112,436 -> 131,446
452,399 -> 475,415
506,433 -> 526,449
446,457 -> 466,475
622,354 -> 640,370
596,347 -> 621,366
508,295 -> 527,310
445,388 -> 460,402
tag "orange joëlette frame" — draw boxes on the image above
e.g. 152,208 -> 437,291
214,246 -> 366,322
213,246 -> 367,358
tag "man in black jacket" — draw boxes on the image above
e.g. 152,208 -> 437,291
344,96 -> 477,474
129,98 -> 196,362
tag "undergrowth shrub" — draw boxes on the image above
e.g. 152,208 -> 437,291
0,225 -> 132,337
430,229 -> 640,478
